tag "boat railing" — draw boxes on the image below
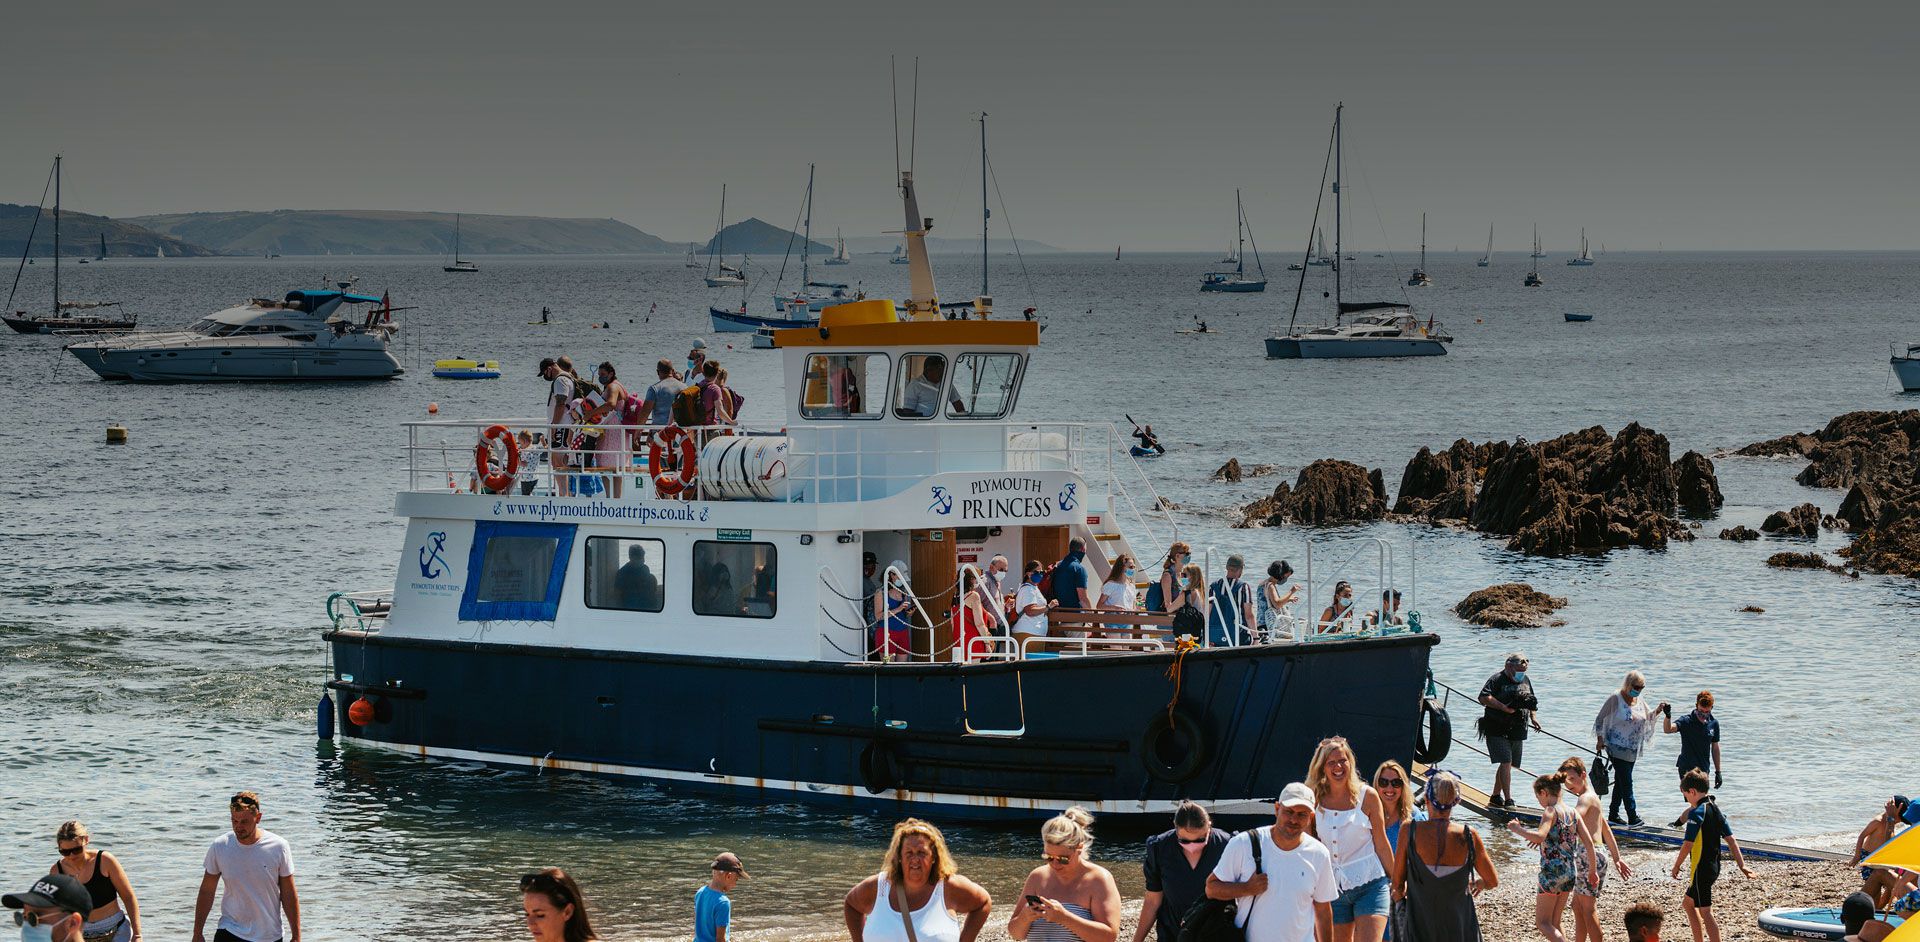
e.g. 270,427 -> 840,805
1022,636 -> 1167,658
326,589 -> 394,633
1300,537 -> 1423,642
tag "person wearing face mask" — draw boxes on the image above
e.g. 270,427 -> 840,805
1593,671 -> 1662,828
1133,801 -> 1229,942
1147,542 -> 1192,614
1170,563 -> 1209,639
1318,581 -> 1358,634
875,561 -> 916,660
1097,554 -> 1138,633
1012,560 -> 1058,644
1478,653 -> 1540,809
5,873 -> 91,942
981,556 -> 1012,634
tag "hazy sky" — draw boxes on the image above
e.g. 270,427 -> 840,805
9,1 -> 1918,251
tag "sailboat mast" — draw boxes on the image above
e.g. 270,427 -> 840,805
453,213 -> 461,261
52,154 -> 60,313
1420,213 -> 1426,268
711,184 -> 727,276
1235,190 -> 1246,277
980,111 -> 989,298
1333,105 -> 1343,317
801,164 -> 814,287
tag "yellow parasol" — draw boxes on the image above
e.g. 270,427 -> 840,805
1865,824 -> 1920,939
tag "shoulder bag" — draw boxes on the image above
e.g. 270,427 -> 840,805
1177,827 -> 1265,942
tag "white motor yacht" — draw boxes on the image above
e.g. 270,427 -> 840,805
1893,343 -> 1920,392
1267,303 -> 1450,358
66,289 -> 403,381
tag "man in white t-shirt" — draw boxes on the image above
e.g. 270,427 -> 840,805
193,791 -> 300,942
1207,782 -> 1337,942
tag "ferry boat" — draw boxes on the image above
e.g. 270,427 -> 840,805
322,161 -> 1440,824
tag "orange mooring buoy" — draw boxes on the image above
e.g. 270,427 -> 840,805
427,402 -> 440,414
348,697 -> 377,726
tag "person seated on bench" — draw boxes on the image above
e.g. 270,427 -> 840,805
1318,580 -> 1358,634
1097,554 -> 1137,632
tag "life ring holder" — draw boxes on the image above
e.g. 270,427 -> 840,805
474,424 -> 519,493
1414,697 -> 1452,765
649,425 -> 699,497
1140,706 -> 1210,783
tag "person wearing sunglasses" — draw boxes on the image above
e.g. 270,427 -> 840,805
1390,770 -> 1499,940
1477,653 -> 1540,809
46,820 -> 140,942
1373,761 -> 1425,864
5,873 -> 91,942
1131,801 -> 1229,942
1008,807 -> 1120,942
521,867 -> 598,942
192,792 -> 298,942
1592,670 -> 1663,828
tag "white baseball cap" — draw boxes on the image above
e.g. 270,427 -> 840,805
1275,782 -> 1316,810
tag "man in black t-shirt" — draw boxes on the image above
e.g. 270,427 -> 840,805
1133,801 -> 1230,942
1478,652 -> 1540,808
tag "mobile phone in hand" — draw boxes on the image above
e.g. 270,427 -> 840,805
1026,895 -> 1044,907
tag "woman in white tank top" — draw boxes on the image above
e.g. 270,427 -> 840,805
1308,737 -> 1398,942
844,819 -> 993,942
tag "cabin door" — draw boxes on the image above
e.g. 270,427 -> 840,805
909,528 -> 957,662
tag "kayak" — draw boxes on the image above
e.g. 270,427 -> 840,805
1758,905 -> 1903,940
1130,445 -> 1164,458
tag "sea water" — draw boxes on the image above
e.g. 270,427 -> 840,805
2,252 -> 1916,938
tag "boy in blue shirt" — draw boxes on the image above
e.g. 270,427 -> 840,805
1669,769 -> 1752,942
695,852 -> 748,942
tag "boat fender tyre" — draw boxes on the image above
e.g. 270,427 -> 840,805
1414,697 -> 1451,765
1140,707 -> 1210,783
649,425 -> 699,497
474,424 -> 520,493
858,741 -> 901,795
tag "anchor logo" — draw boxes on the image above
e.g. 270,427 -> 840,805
1058,482 -> 1078,512
418,531 -> 449,579
928,486 -> 954,515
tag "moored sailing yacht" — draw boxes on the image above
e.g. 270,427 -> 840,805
1477,224 -> 1492,267
4,155 -> 137,334
704,185 -> 748,287
1406,213 -> 1432,287
1566,228 -> 1594,266
443,213 -> 478,272
711,166 -> 856,332
1200,190 -> 1267,292
323,127 -> 1440,821
1524,224 -> 1545,286
824,229 -> 852,265
1266,105 -> 1450,359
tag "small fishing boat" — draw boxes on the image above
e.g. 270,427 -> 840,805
1892,343 -> 1920,391
1406,213 -> 1432,287
1200,190 -> 1267,292
432,358 -> 502,379
1758,905 -> 1903,940
1564,312 -> 1593,322
750,327 -> 776,349
1477,224 -> 1492,267
1566,227 -> 1595,266
443,214 -> 478,272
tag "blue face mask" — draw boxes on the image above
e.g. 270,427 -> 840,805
1512,671 -> 1527,683
1625,688 -> 1641,700
20,919 -> 56,942
1029,573 -> 1043,585
1124,568 -> 1136,578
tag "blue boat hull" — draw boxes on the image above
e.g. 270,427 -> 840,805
1563,313 -> 1593,322
708,307 -> 818,333
328,631 -> 1437,823
1200,280 -> 1267,293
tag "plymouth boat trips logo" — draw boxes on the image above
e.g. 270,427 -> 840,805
928,486 -> 955,515
418,531 -> 449,579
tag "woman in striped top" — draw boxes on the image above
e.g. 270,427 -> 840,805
1008,808 -> 1122,942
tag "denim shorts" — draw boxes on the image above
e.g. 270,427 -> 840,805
1332,875 -> 1391,923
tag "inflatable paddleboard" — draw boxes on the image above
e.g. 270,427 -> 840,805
1758,905 -> 1902,940
431,358 -> 502,380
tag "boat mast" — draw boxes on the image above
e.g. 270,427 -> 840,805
894,57 -> 939,319
1235,190 -> 1246,277
980,111 -> 989,299
1419,213 -> 1426,269
1333,104 -> 1342,322
709,184 -> 727,277
453,213 -> 460,262
52,154 -> 61,314
801,164 -> 814,288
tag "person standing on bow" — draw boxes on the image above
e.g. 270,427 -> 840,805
1478,653 -> 1540,809
1593,671 -> 1661,828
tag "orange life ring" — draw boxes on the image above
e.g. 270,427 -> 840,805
474,424 -> 519,493
648,425 -> 699,496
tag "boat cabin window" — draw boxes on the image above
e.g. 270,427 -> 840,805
583,536 -> 666,613
458,522 -> 576,622
894,353 -> 958,419
945,353 -> 1023,419
692,540 -> 777,618
800,353 -> 889,420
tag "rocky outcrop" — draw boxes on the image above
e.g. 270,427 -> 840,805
1454,583 -> 1568,628
1213,458 -> 1276,483
1674,451 -> 1724,517
1392,439 -> 1508,521
1736,411 -> 1920,578
1738,605 -> 1765,613
1765,551 -> 1858,577
1733,433 -> 1818,458
1237,459 -> 1386,527
1718,525 -> 1760,541
1840,517 -> 1920,578
1761,503 -> 1822,537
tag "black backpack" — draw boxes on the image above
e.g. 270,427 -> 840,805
1177,827 -> 1265,942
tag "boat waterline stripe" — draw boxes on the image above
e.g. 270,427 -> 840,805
352,739 -> 1273,817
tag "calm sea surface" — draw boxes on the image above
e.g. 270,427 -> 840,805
3,251 -> 1917,939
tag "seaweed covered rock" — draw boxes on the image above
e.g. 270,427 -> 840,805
1237,459 -> 1387,527
1454,583 -> 1569,628
1392,439 -> 1509,521
1460,424 -> 1698,556
1718,525 -> 1760,542
1743,411 -> 1920,579
1761,503 -> 1822,538
1840,517 -> 1920,579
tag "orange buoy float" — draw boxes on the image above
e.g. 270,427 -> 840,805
427,402 -> 439,414
347,697 -> 377,726
474,423 -> 520,493
648,425 -> 699,497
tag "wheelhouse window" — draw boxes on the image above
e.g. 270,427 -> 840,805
459,522 -> 576,622
584,537 -> 666,613
946,353 -> 1023,419
800,353 -> 889,419
893,353 -> 954,419
693,540 -> 777,618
